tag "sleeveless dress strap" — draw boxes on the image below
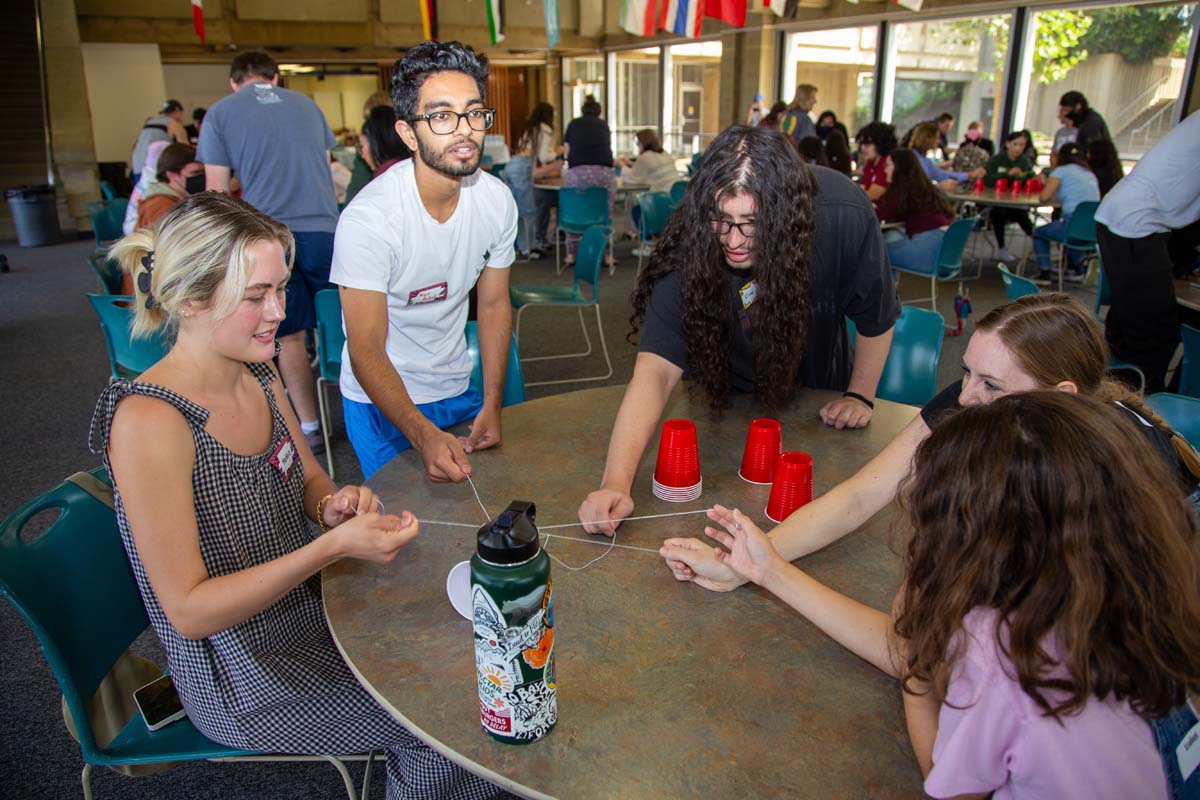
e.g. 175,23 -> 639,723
89,379 -> 210,456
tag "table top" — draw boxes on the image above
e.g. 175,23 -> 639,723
944,186 -> 1059,210
1176,279 -> 1200,313
534,175 -> 652,193
324,384 -> 924,799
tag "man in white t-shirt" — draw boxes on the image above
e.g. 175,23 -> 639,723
332,41 -> 518,481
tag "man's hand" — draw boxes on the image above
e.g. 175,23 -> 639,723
460,405 -> 501,454
416,426 -> 472,483
819,396 -> 873,429
578,488 -> 634,536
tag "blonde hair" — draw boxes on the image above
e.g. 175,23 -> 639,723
790,84 -> 817,108
109,193 -> 293,339
910,122 -> 941,154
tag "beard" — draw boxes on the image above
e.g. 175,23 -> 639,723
414,131 -> 483,178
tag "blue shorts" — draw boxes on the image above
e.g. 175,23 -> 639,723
279,230 -> 334,338
342,387 -> 484,480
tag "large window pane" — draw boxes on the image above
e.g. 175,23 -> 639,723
1019,2 -> 1197,164
614,48 -> 661,157
783,27 -> 878,138
666,41 -> 722,158
561,56 -> 604,130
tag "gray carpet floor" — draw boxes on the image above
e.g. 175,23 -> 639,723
0,222 -> 1092,799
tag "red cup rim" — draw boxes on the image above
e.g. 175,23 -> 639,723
778,451 -> 813,468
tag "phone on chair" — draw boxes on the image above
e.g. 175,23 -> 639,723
133,673 -> 187,731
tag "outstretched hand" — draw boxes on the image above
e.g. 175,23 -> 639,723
659,536 -> 747,592
702,504 -> 784,587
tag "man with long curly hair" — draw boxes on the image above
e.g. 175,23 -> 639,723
579,125 -> 898,535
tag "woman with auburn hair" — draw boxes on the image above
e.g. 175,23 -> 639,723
688,392 -> 1200,798
662,292 -> 1200,591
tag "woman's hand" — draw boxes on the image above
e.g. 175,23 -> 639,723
702,505 -> 786,587
321,485 -> 380,530
330,510 -> 419,564
659,536 -> 749,592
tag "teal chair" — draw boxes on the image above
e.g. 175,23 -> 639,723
893,218 -> 973,316
314,289 -> 344,479
87,253 -> 125,295
687,152 -> 703,176
846,305 -> 945,406
1145,393 -> 1200,450
99,180 -> 117,200
464,321 -> 526,407
555,186 -> 611,275
0,470 -> 368,800
998,263 -> 1040,301
87,199 -> 129,251
511,225 -> 613,387
1055,200 -> 1099,292
87,295 -> 170,380
668,180 -> 687,208
1178,324 -> 1199,399
633,191 -> 673,275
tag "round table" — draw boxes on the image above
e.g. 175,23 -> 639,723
323,385 -> 924,799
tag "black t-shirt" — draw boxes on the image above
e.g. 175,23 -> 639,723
638,165 -> 899,392
564,115 -> 614,168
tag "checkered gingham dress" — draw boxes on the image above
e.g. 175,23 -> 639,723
90,362 -> 503,800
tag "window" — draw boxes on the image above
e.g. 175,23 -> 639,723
561,55 -> 605,128
782,26 -> 878,139
614,48 -> 661,157
665,41 -> 722,157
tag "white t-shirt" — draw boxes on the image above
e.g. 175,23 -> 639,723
629,150 -> 681,193
1095,109 -> 1200,238
330,159 -> 518,405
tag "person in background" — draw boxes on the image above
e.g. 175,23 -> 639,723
951,120 -> 992,176
824,130 -> 853,177
185,108 -> 206,145
875,149 -> 956,273
796,136 -> 830,168
344,91 -> 394,205
131,100 -> 189,185
329,155 -> 352,205
781,84 -> 818,149
909,122 -> 981,189
815,110 -> 849,143
122,140 -> 169,236
983,130 -> 1038,262
1017,127 -> 1040,165
563,95 -> 616,265
1086,139 -> 1125,198
759,101 -> 787,130
900,112 -> 954,161
136,144 -> 205,230
956,120 -> 994,156
1060,91 -> 1112,153
745,94 -> 766,126
505,103 -> 564,261
855,121 -> 898,204
359,105 -> 412,178
619,128 -> 680,256
524,102 -> 562,260
1032,142 -> 1101,285
1052,102 -> 1077,155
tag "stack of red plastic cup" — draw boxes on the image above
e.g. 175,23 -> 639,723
995,178 -> 1009,193
765,452 -> 814,523
739,418 -> 782,484
652,419 -> 702,502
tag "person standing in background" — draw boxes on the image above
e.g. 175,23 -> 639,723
131,100 -> 188,185
563,95 -> 616,265
781,84 -> 818,149
1059,91 -> 1112,153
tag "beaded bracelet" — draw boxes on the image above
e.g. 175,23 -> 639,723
316,493 -> 334,533
843,391 -> 875,410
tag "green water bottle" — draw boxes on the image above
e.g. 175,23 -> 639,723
470,501 -> 557,743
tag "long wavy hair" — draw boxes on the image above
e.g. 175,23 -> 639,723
886,149 -> 954,219
629,125 -> 817,411
894,392 -> 1200,720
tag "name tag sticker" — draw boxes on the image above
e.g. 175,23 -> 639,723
1177,721 -> 1200,781
739,280 -> 758,309
407,282 -> 449,306
269,436 -> 296,481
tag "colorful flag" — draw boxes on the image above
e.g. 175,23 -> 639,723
620,0 -> 659,37
705,0 -> 747,28
191,0 -> 204,44
893,0 -> 922,8
420,0 -> 438,41
487,0 -> 505,45
766,0 -> 798,18
659,0 -> 703,38
543,0 -> 560,48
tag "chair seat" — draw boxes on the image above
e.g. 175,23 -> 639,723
94,713 -> 256,767
510,285 -> 587,308
894,264 -> 960,279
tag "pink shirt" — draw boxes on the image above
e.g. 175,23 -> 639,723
925,608 -> 1167,800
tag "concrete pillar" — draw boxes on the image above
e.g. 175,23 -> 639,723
720,28 -> 773,134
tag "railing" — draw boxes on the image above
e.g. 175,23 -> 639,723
1128,99 -> 1176,151
1111,72 -> 1172,133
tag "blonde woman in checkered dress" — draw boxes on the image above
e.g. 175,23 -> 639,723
90,193 -> 503,800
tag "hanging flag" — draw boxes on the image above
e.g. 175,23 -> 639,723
487,0 -> 505,45
766,0 -> 798,18
191,0 -> 205,44
543,0 -> 560,49
659,0 -> 703,38
419,0 -> 438,41
705,0 -> 747,28
620,0 -> 659,37
893,0 -> 922,9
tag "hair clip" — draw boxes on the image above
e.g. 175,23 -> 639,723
138,251 -> 156,310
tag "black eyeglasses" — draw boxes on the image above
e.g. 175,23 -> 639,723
709,219 -> 757,238
409,108 -> 495,135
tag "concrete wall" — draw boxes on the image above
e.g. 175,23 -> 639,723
43,0 -> 100,232
162,63 -> 233,129
286,74 -> 379,134
80,43 -> 167,165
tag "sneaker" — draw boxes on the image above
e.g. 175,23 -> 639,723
304,428 -> 326,456
997,247 -> 1016,262
631,244 -> 655,258
1064,269 -> 1086,284
1032,271 -> 1054,286
528,248 -> 545,260
515,250 -> 530,262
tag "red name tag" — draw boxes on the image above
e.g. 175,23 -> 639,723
407,281 -> 448,305
269,435 -> 296,480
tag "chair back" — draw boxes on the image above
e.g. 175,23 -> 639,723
314,289 -> 344,384
688,152 -> 703,176
558,187 -> 610,233
669,180 -> 687,207
847,305 -> 945,406
1064,200 -> 1099,247
1180,324 -> 1200,399
0,470 -> 148,761
933,218 -> 973,278
1145,393 -> 1200,450
87,295 -> 170,379
573,225 -> 612,298
87,199 -> 129,248
997,263 -> 1040,301
88,253 -> 125,295
99,181 -> 117,200
464,322 -> 526,407
636,192 -> 673,241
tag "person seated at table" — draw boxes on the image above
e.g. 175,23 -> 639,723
908,122 -> 982,190
91,193 -> 505,800
814,110 -> 849,143
617,129 -> 680,254
684,392 -> 1200,800
983,130 -> 1038,263
854,121 -> 897,204
950,120 -> 991,175
875,149 -> 956,273
504,102 -> 564,261
358,104 -> 411,179
758,101 -> 787,130
1032,142 -> 1101,285
824,130 -> 853,177
796,136 -> 830,168
577,125 -> 899,535
1087,138 -> 1125,198
661,293 -> 1200,591
563,95 -> 616,266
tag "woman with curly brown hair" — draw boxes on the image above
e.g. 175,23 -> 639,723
578,125 -> 898,534
692,391 -> 1200,798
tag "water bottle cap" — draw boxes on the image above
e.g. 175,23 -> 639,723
476,501 -> 540,564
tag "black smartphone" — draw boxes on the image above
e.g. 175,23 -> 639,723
133,673 -> 187,731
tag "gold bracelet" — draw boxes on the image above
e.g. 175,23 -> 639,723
316,493 -> 334,534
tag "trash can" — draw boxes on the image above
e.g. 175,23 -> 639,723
5,185 -> 62,247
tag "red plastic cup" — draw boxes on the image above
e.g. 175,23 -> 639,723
1027,178 -> 1041,194
739,418 -> 782,484
653,419 -> 701,493
995,178 -> 1009,193
765,452 -> 814,523
972,178 -> 984,194
1010,179 -> 1023,194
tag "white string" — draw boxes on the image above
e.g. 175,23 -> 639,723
465,474 -> 491,521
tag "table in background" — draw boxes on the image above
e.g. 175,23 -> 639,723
1176,279 -> 1200,329
324,384 -> 924,799
944,186 -> 1060,276
533,175 -> 652,195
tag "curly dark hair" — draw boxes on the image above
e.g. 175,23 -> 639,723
894,391 -> 1200,721
629,125 -> 817,412
854,121 -> 897,157
390,41 -> 489,121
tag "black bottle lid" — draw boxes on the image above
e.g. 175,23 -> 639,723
476,501 -> 540,565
